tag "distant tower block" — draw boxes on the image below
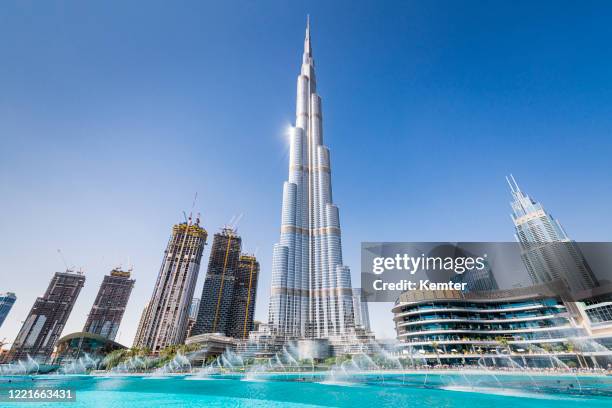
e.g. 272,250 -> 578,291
189,297 -> 200,320
0,292 -> 16,329
351,289 -> 371,332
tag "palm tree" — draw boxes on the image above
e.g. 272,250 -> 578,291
103,349 -> 129,369
495,336 -> 511,354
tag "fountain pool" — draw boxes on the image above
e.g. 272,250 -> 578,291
0,372 -> 611,407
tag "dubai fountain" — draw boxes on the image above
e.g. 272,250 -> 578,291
1,339 -> 611,407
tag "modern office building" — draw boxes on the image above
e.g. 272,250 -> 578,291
134,216 -> 207,353
4,271 -> 85,363
508,175 -> 598,291
392,283 -> 598,367
0,292 -> 16,329
268,18 -> 355,340
189,297 -> 200,320
185,297 -> 201,339
352,289 -> 371,332
227,254 -> 260,339
193,227 -> 242,336
187,298 -> 200,338
83,268 -> 135,341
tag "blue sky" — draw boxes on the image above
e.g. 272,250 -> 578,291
1,1 -> 611,343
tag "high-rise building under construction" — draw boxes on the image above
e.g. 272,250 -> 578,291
83,268 -> 135,341
135,216 -> 207,352
228,254 -> 260,339
192,228 -> 260,339
5,271 -> 85,363
192,228 -> 241,336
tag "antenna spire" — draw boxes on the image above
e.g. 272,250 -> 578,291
506,176 -> 515,193
510,174 -> 521,193
506,174 -> 522,195
304,15 -> 312,55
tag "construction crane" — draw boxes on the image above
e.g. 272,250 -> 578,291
57,249 -> 74,273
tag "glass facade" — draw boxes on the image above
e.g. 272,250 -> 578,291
54,332 -> 126,364
0,292 -> 16,329
268,19 -> 355,340
392,288 -> 591,367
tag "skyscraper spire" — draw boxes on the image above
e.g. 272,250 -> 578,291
301,15 -> 316,89
304,15 -> 312,56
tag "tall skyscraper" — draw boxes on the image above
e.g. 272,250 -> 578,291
135,216 -> 207,353
228,254 -> 260,339
5,271 -> 85,363
508,175 -> 598,291
351,289 -> 371,332
193,228 -> 242,336
268,19 -> 355,339
0,292 -> 16,329
83,268 -> 135,341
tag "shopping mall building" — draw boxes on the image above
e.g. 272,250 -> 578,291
392,283 -> 612,368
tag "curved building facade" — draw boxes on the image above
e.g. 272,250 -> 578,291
392,286 -> 591,367
54,332 -> 126,364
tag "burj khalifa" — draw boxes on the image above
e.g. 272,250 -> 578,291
268,18 -> 355,340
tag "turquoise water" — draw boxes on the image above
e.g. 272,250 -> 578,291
1,373 -> 611,407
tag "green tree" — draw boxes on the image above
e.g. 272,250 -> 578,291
323,357 -> 337,366
495,336 -> 511,354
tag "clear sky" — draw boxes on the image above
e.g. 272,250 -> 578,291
1,1 -> 612,345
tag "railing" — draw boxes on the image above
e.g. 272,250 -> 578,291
394,303 -> 552,316
401,311 -> 562,323
397,325 -> 574,339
